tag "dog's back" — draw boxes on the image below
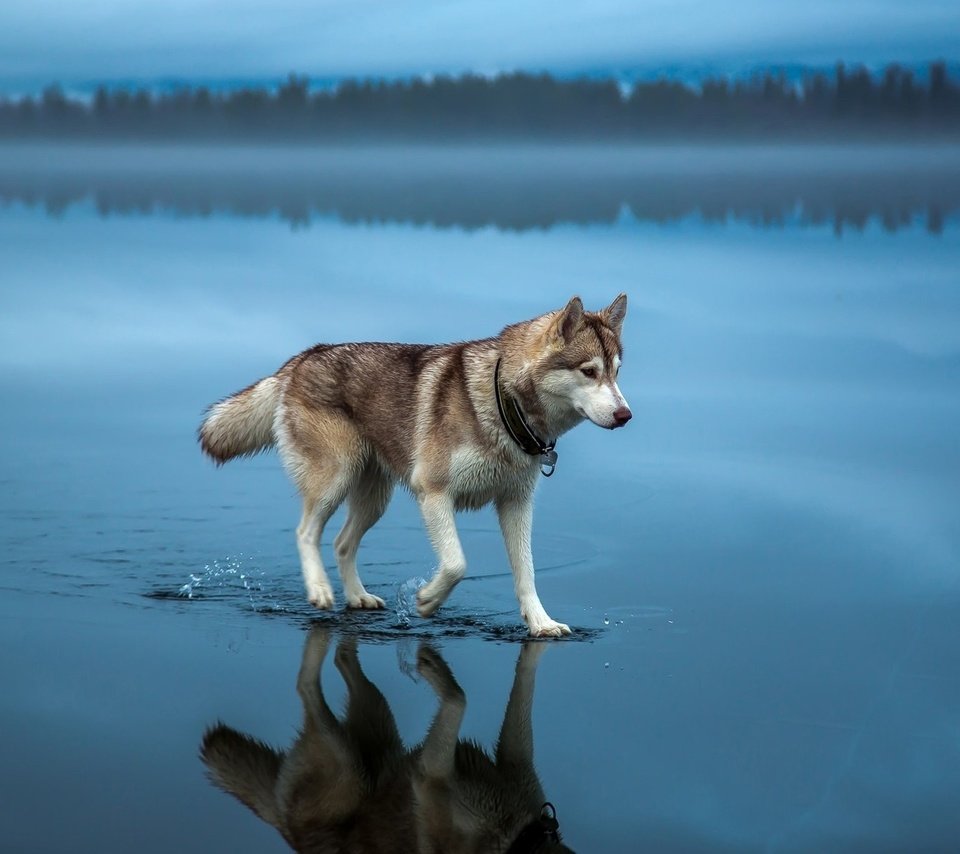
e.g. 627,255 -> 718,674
199,339 -> 493,477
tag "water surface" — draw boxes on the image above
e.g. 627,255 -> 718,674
1,145 -> 959,852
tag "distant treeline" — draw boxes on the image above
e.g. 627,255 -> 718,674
2,62 -> 959,140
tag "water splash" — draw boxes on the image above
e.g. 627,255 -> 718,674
395,575 -> 427,627
396,636 -> 421,682
176,554 -> 282,612
178,573 -> 204,598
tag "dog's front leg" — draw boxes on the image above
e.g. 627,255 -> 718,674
415,643 -> 466,779
495,641 -> 549,802
416,492 -> 467,617
496,495 -> 571,637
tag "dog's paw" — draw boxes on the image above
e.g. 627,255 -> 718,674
346,591 -> 386,610
416,587 -> 444,618
334,636 -> 360,670
307,585 -> 335,610
529,619 -> 571,638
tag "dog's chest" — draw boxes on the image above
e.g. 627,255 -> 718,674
448,445 -> 535,510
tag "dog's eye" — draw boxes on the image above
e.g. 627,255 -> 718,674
580,367 -> 597,379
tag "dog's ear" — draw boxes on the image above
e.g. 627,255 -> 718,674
555,296 -> 584,344
601,293 -> 627,335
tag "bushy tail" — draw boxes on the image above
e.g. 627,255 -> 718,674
199,376 -> 280,464
200,723 -> 285,828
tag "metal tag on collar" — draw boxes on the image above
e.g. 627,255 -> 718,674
540,447 -> 558,477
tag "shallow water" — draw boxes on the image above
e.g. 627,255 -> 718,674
1,145 -> 959,852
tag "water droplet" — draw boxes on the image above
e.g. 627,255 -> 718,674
603,615 -> 610,626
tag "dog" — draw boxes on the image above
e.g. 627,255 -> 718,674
199,295 -> 630,637
201,628 -> 574,853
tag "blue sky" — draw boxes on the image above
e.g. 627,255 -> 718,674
1,0 -> 958,90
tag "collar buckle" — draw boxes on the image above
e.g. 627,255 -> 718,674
540,447 -> 558,477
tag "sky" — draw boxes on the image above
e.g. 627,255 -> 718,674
1,0 -> 958,91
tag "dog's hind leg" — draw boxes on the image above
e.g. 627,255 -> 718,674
335,636 -> 403,777
415,492 -> 467,618
333,463 -> 393,610
281,411 -> 361,610
296,487 -> 349,610
283,626 -> 365,823
296,625 -> 339,729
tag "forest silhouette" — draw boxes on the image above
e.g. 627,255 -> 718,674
1,62 -> 958,140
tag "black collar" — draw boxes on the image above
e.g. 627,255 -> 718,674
494,358 -> 558,477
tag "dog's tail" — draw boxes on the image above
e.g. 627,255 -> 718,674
200,723 -> 285,829
199,375 -> 280,464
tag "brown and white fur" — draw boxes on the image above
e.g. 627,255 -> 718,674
198,295 -> 630,637
201,627 -> 574,853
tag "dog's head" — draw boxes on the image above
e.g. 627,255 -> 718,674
534,294 -> 631,430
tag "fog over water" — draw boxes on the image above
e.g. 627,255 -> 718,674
2,144 -> 958,233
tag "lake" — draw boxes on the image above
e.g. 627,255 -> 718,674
1,144 -> 959,852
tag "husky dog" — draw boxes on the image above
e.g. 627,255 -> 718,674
201,628 -> 574,853
199,295 -> 630,637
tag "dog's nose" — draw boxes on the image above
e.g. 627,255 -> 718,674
612,406 -> 632,427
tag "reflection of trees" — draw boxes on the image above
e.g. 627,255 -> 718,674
1,64 -> 958,140
0,150 -> 956,234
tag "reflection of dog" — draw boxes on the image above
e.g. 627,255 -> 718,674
199,296 -> 630,636
201,628 -> 574,853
